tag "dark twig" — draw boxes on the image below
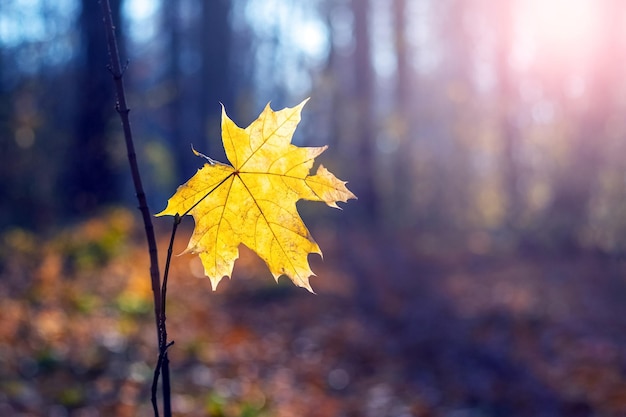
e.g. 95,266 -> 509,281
99,1 -> 170,416
157,214 -> 181,414
150,340 -> 174,417
161,215 -> 180,334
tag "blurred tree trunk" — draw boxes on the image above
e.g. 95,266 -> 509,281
200,0 -> 233,162
321,3 -> 353,152
494,0 -> 522,231
164,0 -> 185,179
351,0 -> 377,221
66,0 -> 120,214
393,0 -> 410,112
390,0 -> 412,224
345,0 -> 384,318
434,0 -> 474,232
168,0 -> 233,180
0,35 -> 10,227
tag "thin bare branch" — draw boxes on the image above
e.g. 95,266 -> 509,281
99,1 -> 170,415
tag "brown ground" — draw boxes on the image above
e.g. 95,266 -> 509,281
2,209 -> 626,416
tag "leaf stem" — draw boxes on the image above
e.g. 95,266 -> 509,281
162,214 -> 180,314
152,215 -> 181,415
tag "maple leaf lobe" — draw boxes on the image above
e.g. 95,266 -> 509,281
157,99 -> 356,291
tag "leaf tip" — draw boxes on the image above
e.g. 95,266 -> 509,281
154,205 -> 171,217
209,276 -> 224,291
300,278 -> 316,294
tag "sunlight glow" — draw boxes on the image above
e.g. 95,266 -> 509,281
244,0 -> 330,97
123,0 -> 160,43
124,0 -> 158,21
0,0 -> 76,47
516,0 -> 601,67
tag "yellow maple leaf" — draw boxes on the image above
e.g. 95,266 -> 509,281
156,99 -> 356,291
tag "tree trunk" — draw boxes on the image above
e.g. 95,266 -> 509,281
351,0 -> 377,222
66,0 -> 121,214
494,0 -> 522,230
200,0 -> 233,162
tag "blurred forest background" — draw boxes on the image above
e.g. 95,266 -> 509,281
3,0 -> 626,251
3,0 -> 626,416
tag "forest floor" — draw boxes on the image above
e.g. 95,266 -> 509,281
3,208 -> 626,417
